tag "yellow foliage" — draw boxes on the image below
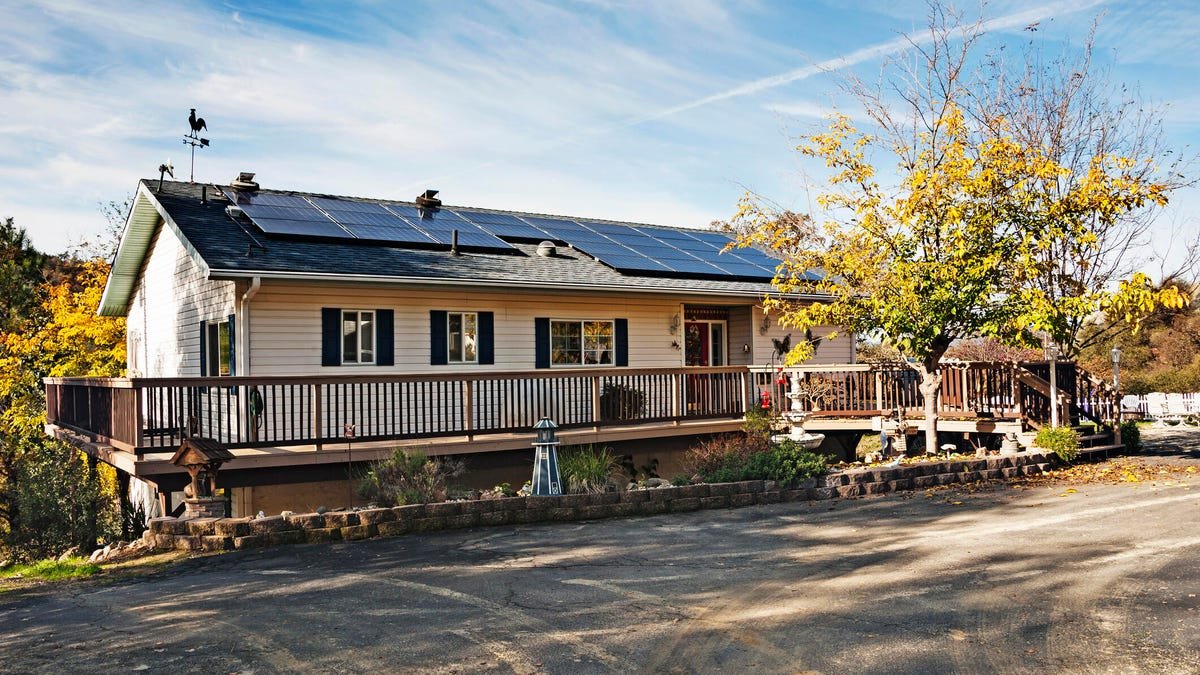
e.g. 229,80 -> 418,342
722,102 -> 1179,368
0,259 -> 124,432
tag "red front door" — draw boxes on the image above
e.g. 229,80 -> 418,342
685,322 -> 710,366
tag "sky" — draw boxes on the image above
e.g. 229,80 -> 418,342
1,0 -> 1197,273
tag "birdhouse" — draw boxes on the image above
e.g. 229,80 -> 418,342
170,437 -> 234,500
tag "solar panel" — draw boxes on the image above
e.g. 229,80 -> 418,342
309,197 -> 386,213
340,223 -> 438,244
456,211 -> 551,240
218,189 -> 787,274
249,219 -> 351,238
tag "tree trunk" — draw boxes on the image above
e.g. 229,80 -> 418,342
915,359 -> 944,453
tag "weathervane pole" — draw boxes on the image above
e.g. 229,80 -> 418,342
183,107 -> 210,183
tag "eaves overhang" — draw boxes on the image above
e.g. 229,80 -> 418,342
207,267 -> 828,302
97,181 -> 211,316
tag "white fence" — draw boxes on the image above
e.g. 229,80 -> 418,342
1124,392 -> 1200,424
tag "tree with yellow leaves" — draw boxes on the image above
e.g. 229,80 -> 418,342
0,223 -> 125,560
723,6 -> 1188,448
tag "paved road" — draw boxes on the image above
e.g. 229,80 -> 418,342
2,429 -> 1199,674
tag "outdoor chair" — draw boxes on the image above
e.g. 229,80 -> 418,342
1166,393 -> 1199,426
1145,392 -> 1173,426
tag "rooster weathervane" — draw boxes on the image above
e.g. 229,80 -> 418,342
182,107 -> 211,182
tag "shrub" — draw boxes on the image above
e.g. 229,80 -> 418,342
685,433 -> 767,483
358,449 -> 465,506
741,405 -> 775,443
1035,426 -> 1080,462
1119,421 -> 1141,453
558,445 -> 621,493
599,383 -> 645,421
686,435 -> 827,485
759,439 -> 828,485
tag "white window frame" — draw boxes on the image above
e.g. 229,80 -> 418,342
550,319 -> 615,367
448,311 -> 479,364
205,320 -> 232,377
341,309 -> 376,365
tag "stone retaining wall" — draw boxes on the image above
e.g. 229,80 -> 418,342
143,451 -> 1056,553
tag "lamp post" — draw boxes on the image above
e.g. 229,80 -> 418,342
1111,346 -> 1122,390
1047,342 -> 1060,428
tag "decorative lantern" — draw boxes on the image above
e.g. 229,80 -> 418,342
530,417 -> 562,496
1111,346 -> 1122,390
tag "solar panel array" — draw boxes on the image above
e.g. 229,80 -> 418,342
223,189 -> 784,281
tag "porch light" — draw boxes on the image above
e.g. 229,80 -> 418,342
1111,346 -> 1121,390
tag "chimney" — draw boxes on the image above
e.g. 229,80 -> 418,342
415,189 -> 441,209
230,172 -> 259,191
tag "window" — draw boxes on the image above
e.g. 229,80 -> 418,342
205,320 -> 232,376
342,310 -> 375,364
448,312 -> 478,363
551,320 -> 614,366
323,308 -> 392,367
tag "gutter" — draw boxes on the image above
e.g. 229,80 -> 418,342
207,268 -> 830,302
238,276 -> 261,376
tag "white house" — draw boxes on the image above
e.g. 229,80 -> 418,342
46,175 -> 853,516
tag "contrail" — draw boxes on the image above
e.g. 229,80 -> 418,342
405,0 -> 1108,191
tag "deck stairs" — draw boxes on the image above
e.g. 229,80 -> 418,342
1018,424 -> 1125,459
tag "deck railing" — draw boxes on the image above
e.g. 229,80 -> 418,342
46,361 -> 1120,457
748,360 -> 1119,429
45,366 -> 752,455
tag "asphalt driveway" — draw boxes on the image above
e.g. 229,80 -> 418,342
2,428 -> 1199,674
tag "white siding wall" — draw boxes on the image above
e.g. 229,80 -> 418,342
125,221 -> 237,377
239,283 -> 855,375
751,305 -> 854,367
246,283 -> 685,375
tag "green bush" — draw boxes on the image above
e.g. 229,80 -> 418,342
1119,421 -> 1141,453
741,405 -> 776,443
358,449 -> 465,506
760,439 -> 828,485
685,433 -> 767,483
1035,426 -> 1080,462
686,436 -> 826,485
558,445 -> 621,493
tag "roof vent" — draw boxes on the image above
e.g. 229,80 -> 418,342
415,189 -> 441,209
536,241 -> 557,257
230,172 -> 259,191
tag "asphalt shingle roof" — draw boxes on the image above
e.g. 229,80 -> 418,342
149,179 -> 781,297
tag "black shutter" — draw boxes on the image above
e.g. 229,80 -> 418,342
227,314 -> 236,376
376,309 -> 394,366
198,320 -> 208,376
478,311 -> 494,365
321,308 -> 341,367
615,318 -> 628,367
430,310 -> 448,365
535,317 -> 550,369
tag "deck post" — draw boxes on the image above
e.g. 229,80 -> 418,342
312,383 -> 323,451
132,384 -> 144,450
672,372 -> 682,423
874,369 -> 883,412
591,376 -> 602,431
464,380 -> 474,440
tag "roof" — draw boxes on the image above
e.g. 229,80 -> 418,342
101,179 -> 803,316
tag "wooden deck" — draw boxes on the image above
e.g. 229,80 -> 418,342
44,360 -> 1119,478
